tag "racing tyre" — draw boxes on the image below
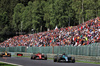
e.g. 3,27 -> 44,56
72,59 -> 75,63
54,58 -> 57,62
31,55 -> 36,60
57,56 -> 60,62
0,55 -> 2,57
31,56 -> 33,59
54,56 -> 57,62
44,55 -> 47,60
72,57 -> 75,63
8,53 -> 11,57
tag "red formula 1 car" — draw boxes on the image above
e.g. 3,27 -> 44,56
31,53 -> 47,60
17,53 -> 23,56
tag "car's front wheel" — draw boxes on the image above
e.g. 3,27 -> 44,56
31,55 -> 36,60
44,55 -> 47,60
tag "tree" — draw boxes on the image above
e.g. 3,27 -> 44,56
0,0 -> 35,42
0,11 -> 9,41
84,0 -> 96,21
72,0 -> 82,25
12,3 -> 25,32
96,0 -> 100,17
21,1 -> 35,33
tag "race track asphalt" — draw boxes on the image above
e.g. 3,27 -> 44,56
0,57 -> 99,66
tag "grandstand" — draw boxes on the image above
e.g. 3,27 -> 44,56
0,17 -> 100,47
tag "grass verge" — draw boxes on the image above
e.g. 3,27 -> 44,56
12,55 -> 30,58
76,60 -> 100,65
0,62 -> 16,66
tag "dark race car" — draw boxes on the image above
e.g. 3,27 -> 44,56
0,52 -> 11,57
53,54 -> 75,63
31,53 -> 47,60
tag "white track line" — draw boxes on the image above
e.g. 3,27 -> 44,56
0,61 -> 23,66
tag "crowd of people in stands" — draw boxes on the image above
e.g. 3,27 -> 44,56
0,17 -> 100,47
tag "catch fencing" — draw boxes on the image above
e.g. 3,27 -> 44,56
0,43 -> 100,56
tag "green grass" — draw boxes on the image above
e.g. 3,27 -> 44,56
48,58 -> 100,65
0,62 -> 16,66
76,60 -> 100,65
12,55 -> 30,58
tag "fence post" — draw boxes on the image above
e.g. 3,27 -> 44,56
25,46 -> 27,52
52,46 -> 54,54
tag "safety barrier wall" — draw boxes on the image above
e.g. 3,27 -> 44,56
0,47 -> 5,52
27,46 -> 52,54
3,46 -> 26,52
0,43 -> 100,56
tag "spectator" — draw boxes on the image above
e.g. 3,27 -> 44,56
0,17 -> 100,47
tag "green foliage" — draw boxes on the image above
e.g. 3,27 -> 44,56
22,1 -> 33,32
84,0 -> 96,20
0,0 -> 100,42
71,0 -> 82,24
12,3 -> 25,32
96,0 -> 100,17
0,11 -> 9,42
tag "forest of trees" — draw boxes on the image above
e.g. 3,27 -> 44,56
0,0 -> 100,42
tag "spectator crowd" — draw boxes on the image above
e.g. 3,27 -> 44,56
0,17 -> 100,47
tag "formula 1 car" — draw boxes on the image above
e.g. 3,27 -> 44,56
53,54 -> 75,63
0,52 -> 11,57
17,53 -> 23,56
31,53 -> 47,60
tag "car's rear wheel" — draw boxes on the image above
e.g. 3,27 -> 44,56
31,56 -> 33,59
7,53 -> 11,57
72,59 -> 75,63
53,56 -> 57,62
54,58 -> 57,62
8,55 -> 11,57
